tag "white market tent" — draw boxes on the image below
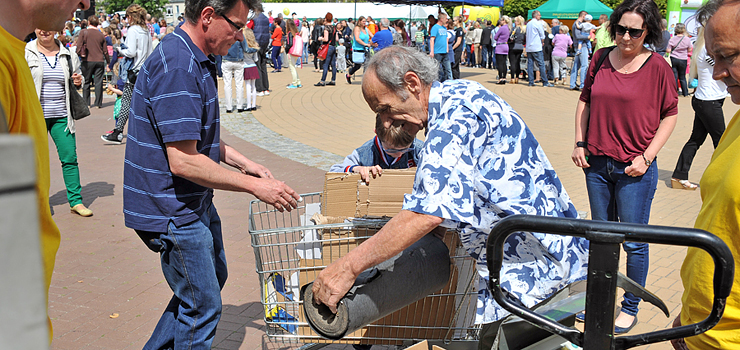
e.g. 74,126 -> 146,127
259,2 -> 447,22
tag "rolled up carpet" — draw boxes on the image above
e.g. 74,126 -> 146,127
301,234 -> 451,340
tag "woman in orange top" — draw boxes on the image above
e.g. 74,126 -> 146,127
271,18 -> 283,73
367,16 -> 377,35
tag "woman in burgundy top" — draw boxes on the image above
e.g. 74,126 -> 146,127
571,0 -> 678,335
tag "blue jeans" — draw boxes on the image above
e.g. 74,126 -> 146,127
301,42 -> 310,65
482,44 -> 494,68
584,155 -> 657,317
570,45 -> 589,89
139,203 -> 228,350
320,45 -> 337,83
271,45 -> 282,70
526,50 -> 549,86
434,53 -> 452,82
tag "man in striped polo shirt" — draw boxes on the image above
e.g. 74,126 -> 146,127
123,0 -> 300,348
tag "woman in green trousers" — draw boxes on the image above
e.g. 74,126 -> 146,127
26,28 -> 92,217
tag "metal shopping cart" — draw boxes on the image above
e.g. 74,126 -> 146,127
249,192 -> 481,347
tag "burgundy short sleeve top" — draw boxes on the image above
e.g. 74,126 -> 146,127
579,48 -> 678,163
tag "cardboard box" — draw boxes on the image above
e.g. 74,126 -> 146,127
305,214 -> 383,265
402,341 -> 451,350
323,169 -> 417,217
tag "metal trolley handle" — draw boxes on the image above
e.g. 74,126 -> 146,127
485,215 -> 735,350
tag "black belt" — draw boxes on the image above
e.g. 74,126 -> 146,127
353,49 -> 366,52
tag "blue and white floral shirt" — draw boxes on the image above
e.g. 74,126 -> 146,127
403,80 -> 589,324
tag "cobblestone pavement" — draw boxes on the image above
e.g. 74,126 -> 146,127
47,60 -> 738,350
220,108 -> 343,171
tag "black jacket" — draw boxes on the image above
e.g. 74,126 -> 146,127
481,26 -> 493,46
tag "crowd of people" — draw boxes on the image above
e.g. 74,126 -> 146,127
213,5 -> 688,106
2,0 -> 740,349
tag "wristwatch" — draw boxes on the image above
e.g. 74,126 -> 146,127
642,154 -> 652,167
576,141 -> 587,148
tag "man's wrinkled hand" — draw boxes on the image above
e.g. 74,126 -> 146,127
312,259 -> 357,314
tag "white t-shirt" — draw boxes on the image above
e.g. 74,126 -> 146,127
695,46 -> 729,101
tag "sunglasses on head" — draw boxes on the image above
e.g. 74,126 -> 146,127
615,24 -> 645,39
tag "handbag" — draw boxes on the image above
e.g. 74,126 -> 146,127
664,52 -> 672,67
127,69 -> 140,85
508,27 -> 517,44
289,34 -> 303,57
317,43 -> 329,60
65,55 -> 90,120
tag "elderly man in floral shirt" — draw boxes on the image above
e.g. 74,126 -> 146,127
312,46 -> 588,349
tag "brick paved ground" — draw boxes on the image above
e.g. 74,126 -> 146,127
47,60 -> 737,350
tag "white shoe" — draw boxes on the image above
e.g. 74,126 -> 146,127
264,90 -> 270,96
256,91 -> 265,97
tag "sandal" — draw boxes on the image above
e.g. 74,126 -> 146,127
671,178 -> 698,191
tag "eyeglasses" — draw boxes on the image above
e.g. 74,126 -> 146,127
382,142 -> 413,155
218,12 -> 243,33
615,24 -> 645,39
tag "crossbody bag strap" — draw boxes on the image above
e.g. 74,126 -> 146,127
65,54 -> 74,105
671,36 -> 685,51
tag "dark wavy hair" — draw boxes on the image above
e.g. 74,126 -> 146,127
608,0 -> 662,47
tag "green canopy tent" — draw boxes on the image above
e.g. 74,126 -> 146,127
527,0 -> 613,20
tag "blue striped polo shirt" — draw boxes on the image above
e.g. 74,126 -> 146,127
123,26 -> 220,232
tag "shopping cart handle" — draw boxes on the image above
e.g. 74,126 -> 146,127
485,215 -> 734,350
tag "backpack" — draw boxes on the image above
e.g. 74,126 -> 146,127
328,25 -> 336,45
311,25 -> 323,43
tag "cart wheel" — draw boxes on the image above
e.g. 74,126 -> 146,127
295,343 -> 328,350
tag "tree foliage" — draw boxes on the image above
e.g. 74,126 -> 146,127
600,0 -> 667,17
502,0 -> 548,19
102,0 -> 170,17
502,0 -> 668,20
263,0 -> 329,2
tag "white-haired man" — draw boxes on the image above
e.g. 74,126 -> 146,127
372,18 -> 393,51
312,46 -> 588,350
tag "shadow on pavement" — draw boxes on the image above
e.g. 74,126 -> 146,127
49,181 -> 115,208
